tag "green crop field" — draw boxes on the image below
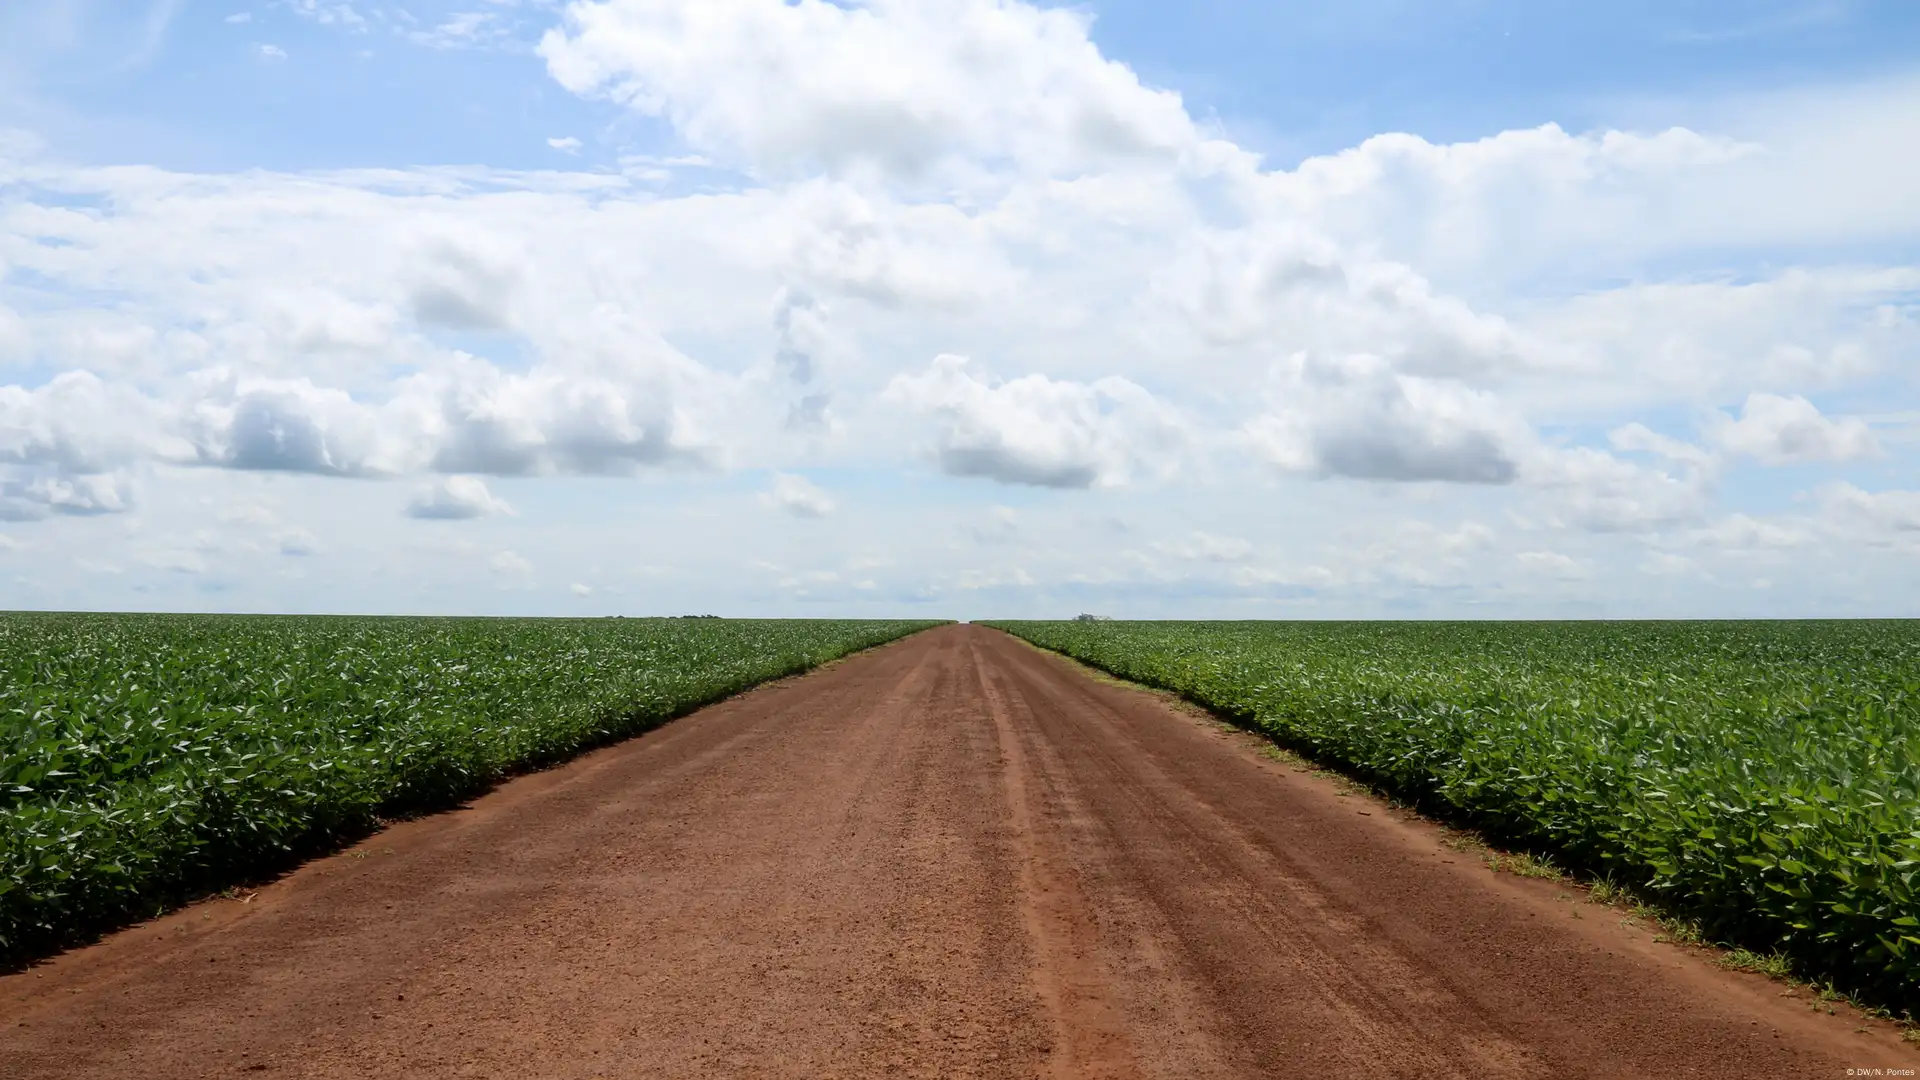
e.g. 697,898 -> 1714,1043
0,613 -> 938,966
986,620 -> 1920,1008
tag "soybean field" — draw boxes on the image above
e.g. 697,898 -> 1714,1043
0,613 -> 939,966
987,619 -> 1920,1009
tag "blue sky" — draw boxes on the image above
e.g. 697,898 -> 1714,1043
9,1 -> 1919,172
0,0 -> 1916,617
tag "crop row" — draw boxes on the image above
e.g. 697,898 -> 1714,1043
986,620 -> 1920,1008
1,613 -> 939,966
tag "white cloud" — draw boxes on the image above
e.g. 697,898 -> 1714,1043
1516,550 -> 1591,581
421,357 -> 722,476
1160,226 -> 1543,378
762,472 -> 835,518
406,234 -> 523,331
1157,531 -> 1254,563
883,355 -> 1185,489
0,371 -> 155,473
211,501 -> 324,556
1608,422 -> 1715,469
284,1 -> 366,30
1525,447 -> 1707,533
182,376 -> 393,476
962,504 -> 1020,543
954,564 -> 1035,591
547,136 -> 583,154
1256,78 -> 1920,286
256,43 -> 287,60
409,11 -> 511,50
22,357 -> 728,484
489,549 -> 533,578
1823,484 -> 1920,542
406,475 -> 514,520
1640,551 -> 1694,576
1681,514 -> 1811,551
0,371 -> 149,522
570,581 -> 592,597
225,12 -> 253,25
0,305 -> 27,359
0,472 -> 135,521
540,0 -> 1206,183
1534,270 -> 1920,404
1710,392 -> 1878,465
1242,354 -> 1531,484
1260,123 -> 1754,282
136,548 -> 209,575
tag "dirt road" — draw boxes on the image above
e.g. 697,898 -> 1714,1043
3,624 -> 1912,1078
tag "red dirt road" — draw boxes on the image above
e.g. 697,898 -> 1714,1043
3,624 -> 1913,1078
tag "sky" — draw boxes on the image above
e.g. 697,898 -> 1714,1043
0,0 -> 1915,619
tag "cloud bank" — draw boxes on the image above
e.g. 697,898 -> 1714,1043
1,0 -> 1915,614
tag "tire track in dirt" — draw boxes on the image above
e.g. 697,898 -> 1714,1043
970,636 -> 1142,1079
1,624 -> 1913,1078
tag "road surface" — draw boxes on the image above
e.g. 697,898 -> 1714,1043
3,624 -> 1912,1077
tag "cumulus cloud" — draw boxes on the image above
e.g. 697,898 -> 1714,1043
1529,269 -> 1920,402
1260,123 -> 1755,282
771,288 -> 828,385
0,373 -> 149,523
769,288 -> 845,435
1235,357 -> 1711,531
762,472 -> 835,518
0,371 -> 154,473
539,0 -> 1202,182
1,360 -> 723,492
1823,484 -> 1920,542
1525,447 -> 1708,533
183,376 -> 392,476
1162,226 -> 1542,378
422,357 -> 720,476
547,136 -> 583,154
0,472 -> 134,521
407,235 -> 523,331
775,181 -> 1018,308
884,355 -> 1185,489
406,476 -> 515,520
1710,392 -> 1878,465
1242,354 -> 1529,484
